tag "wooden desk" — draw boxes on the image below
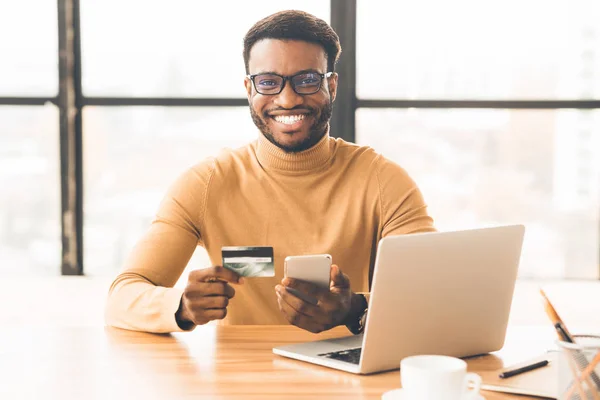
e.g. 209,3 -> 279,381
0,325 -> 559,400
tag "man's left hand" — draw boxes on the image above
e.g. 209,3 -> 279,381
275,264 -> 352,333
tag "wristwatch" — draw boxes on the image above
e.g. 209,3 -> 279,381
345,294 -> 368,335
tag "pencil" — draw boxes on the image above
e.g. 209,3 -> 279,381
565,352 -> 600,400
540,288 -> 600,391
539,288 -> 574,342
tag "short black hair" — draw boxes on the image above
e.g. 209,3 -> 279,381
243,10 -> 341,74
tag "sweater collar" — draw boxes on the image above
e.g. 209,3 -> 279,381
256,128 -> 333,172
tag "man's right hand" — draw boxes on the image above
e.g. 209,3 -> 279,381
175,266 -> 244,328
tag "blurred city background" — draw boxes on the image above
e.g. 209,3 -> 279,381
0,0 -> 598,279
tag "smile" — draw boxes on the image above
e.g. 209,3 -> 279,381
272,114 -> 306,125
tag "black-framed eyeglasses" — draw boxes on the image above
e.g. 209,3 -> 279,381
247,71 -> 333,95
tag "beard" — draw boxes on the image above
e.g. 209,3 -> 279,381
249,99 -> 333,153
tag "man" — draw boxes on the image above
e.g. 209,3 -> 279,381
105,10 -> 435,334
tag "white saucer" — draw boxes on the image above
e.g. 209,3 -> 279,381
382,388 -> 485,400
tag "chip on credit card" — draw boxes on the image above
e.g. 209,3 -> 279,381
222,246 -> 274,277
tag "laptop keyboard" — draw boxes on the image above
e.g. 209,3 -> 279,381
318,347 -> 362,364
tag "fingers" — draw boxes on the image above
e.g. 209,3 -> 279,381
280,266 -> 349,306
282,277 -> 321,297
223,283 -> 236,299
330,264 -> 350,289
185,307 -> 228,325
276,285 -> 333,327
275,264 -> 354,334
179,266 -> 240,326
202,308 -> 228,321
193,295 -> 229,309
276,290 -> 327,334
185,281 -> 236,298
276,285 -> 319,316
286,287 -> 319,306
189,265 -> 244,285
181,294 -> 230,325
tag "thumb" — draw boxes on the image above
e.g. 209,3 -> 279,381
330,264 -> 350,289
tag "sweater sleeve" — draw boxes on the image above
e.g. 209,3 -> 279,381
104,160 -> 214,333
376,156 -> 436,237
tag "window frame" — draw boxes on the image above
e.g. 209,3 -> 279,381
0,0 -> 597,276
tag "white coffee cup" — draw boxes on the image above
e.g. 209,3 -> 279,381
400,355 -> 482,400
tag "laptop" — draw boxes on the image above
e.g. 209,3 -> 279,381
272,225 -> 525,374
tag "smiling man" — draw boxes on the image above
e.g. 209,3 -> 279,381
245,40 -> 334,153
105,10 -> 435,334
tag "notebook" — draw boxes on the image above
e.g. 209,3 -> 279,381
479,352 -> 559,399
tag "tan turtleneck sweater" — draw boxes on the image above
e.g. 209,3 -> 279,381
105,132 -> 435,333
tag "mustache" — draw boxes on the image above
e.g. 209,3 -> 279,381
263,106 -> 315,117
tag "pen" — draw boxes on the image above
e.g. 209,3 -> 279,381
499,360 -> 549,379
554,322 -> 573,343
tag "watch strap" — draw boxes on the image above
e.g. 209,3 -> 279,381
345,293 -> 368,335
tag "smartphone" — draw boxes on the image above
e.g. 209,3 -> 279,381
284,254 -> 332,305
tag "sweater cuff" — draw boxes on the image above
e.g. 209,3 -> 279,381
357,292 -> 370,304
165,287 -> 196,332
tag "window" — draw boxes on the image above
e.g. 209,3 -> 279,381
357,109 -> 600,279
83,107 -> 257,275
0,1 -> 58,96
4,1 -> 599,279
79,0 -> 330,97
356,0 -> 600,100
356,0 -> 600,278
0,106 -> 61,275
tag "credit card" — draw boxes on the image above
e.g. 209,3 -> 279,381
222,246 -> 274,277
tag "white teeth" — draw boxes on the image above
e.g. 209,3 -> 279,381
273,114 -> 306,125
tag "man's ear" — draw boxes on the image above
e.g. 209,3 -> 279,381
244,76 -> 253,101
328,72 -> 338,102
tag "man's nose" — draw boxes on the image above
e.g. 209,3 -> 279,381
273,81 -> 304,109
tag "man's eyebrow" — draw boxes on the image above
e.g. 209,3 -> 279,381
251,69 -> 324,76
293,69 -> 323,75
252,70 -> 278,76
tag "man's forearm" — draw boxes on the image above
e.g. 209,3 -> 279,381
105,273 -> 190,333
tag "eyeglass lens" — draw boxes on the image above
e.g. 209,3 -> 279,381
253,72 -> 322,95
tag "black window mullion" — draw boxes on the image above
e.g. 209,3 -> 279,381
82,97 -> 248,107
356,99 -> 600,109
57,0 -> 84,275
0,97 -> 58,106
330,0 -> 357,143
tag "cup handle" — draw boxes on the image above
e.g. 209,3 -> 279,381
463,372 -> 482,398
